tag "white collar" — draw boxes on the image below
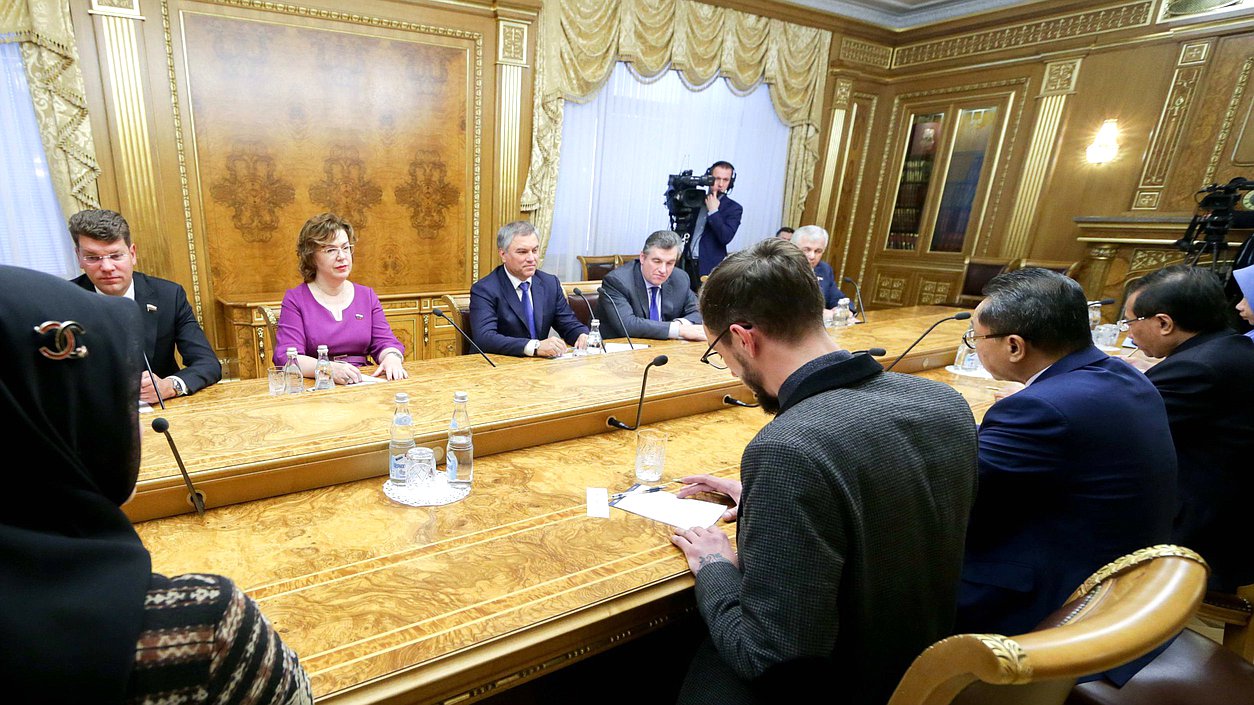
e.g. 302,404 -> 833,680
504,268 -> 532,292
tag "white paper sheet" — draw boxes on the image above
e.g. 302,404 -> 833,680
612,491 -> 727,529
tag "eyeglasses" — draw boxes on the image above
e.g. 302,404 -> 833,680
700,323 -> 751,370
78,252 -> 129,265
320,245 -> 354,257
1115,316 -> 1148,332
962,328 -> 1009,350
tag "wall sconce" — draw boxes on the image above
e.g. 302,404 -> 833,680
1086,119 -> 1120,165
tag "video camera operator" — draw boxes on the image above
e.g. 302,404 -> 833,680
674,160 -> 743,291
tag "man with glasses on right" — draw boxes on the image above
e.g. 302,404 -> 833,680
957,268 -> 1176,650
1122,265 -> 1254,592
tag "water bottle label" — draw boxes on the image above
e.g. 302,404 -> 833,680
447,454 -> 457,481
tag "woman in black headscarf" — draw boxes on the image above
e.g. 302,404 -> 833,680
0,265 -> 311,704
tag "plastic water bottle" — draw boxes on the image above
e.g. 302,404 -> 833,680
954,326 -> 983,372
283,347 -> 303,394
314,345 -> 333,390
389,392 -> 415,485
585,319 -> 604,355
446,391 -> 474,487
833,298 -> 854,327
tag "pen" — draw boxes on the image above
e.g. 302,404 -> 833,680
609,481 -> 678,501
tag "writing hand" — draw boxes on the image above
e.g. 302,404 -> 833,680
677,474 -> 741,522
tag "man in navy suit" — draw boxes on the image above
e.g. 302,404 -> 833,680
956,268 -> 1176,638
597,230 -> 705,341
68,209 -> 221,403
791,225 -> 853,321
1123,265 -> 1254,591
681,160 -> 743,290
469,221 -> 588,357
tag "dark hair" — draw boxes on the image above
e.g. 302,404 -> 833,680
710,160 -> 735,173
297,213 -> 356,282
1128,265 -> 1229,333
775,227 -> 794,237
699,238 -> 823,342
68,209 -> 131,247
979,268 -> 1091,355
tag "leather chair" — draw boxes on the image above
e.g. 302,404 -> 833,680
886,545 -> 1209,705
562,280 -> 600,328
577,255 -> 618,281
1015,259 -> 1081,278
955,257 -> 1018,307
440,293 -> 473,356
1197,584 -> 1254,663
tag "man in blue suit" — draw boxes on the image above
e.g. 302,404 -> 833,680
956,268 -> 1176,638
1123,265 -> 1254,591
791,225 -> 853,321
681,160 -> 743,290
469,221 -> 588,357
597,230 -> 705,341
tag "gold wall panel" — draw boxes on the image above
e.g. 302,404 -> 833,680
837,92 -> 878,288
178,10 -> 481,299
892,2 -> 1153,68
1131,40 -> 1212,210
839,36 -> 892,69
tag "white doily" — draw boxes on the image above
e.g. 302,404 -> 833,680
383,478 -> 470,507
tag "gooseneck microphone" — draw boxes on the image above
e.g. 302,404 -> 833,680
432,307 -> 496,367
141,350 -> 166,410
592,286 -> 636,351
151,417 -> 205,517
570,287 -> 601,331
608,355 -> 668,430
723,395 -> 759,408
842,276 -> 867,323
885,312 -> 972,372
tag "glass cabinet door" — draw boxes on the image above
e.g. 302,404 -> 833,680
887,113 -> 944,251
929,107 -> 999,253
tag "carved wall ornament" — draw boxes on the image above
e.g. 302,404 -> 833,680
395,150 -> 461,235
839,37 -> 892,69
973,634 -> 1033,683
893,2 -> 1153,68
918,280 -> 952,305
90,0 -> 142,18
1179,41 -> 1211,65
1088,244 -> 1119,259
1042,59 -> 1082,95
833,79 -> 853,108
1130,248 -> 1185,271
209,143 -> 296,242
308,146 -> 383,228
1133,191 -> 1161,209
498,21 -> 528,65
1219,58 -> 1254,174
405,45 -> 451,100
874,274 -> 906,304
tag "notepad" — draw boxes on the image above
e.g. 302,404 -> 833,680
613,490 -> 727,529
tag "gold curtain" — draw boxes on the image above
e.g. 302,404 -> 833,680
519,0 -> 831,255
1,0 -> 101,216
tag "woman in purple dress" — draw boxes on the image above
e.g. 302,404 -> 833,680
273,213 -> 407,383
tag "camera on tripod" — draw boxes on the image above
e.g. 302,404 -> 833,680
1175,177 -> 1254,269
664,170 -> 714,234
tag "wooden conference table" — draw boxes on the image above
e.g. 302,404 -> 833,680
134,306 -> 1012,704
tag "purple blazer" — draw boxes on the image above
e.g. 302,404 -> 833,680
273,282 -> 403,367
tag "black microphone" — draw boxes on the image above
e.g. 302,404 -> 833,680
608,355 -> 668,430
570,287 -> 600,336
885,312 -> 972,372
141,350 -> 166,410
432,308 -> 496,367
855,347 -> 887,357
594,286 -> 636,351
151,417 -> 205,517
1087,298 -> 1116,306
723,395 -> 759,408
842,276 -> 867,323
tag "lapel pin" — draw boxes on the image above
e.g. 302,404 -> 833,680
355,313 -> 364,319
146,304 -> 158,312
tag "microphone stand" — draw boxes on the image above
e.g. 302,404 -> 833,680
592,287 -> 637,351
432,308 -> 496,367
152,417 -> 205,517
885,312 -> 971,372
141,350 -> 166,410
843,276 -> 867,323
607,355 -> 669,430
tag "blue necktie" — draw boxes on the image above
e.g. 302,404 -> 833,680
520,281 -> 537,338
649,286 -> 661,322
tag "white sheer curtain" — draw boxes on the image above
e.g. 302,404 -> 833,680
0,42 -> 77,278
545,62 -> 789,282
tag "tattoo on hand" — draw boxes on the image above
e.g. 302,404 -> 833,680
697,554 -> 730,569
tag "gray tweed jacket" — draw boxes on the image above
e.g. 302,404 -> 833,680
680,351 -> 978,705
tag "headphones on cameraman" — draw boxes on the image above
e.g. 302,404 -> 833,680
705,160 -> 736,193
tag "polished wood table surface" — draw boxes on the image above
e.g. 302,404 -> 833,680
134,306 -> 989,703
130,305 -> 973,521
